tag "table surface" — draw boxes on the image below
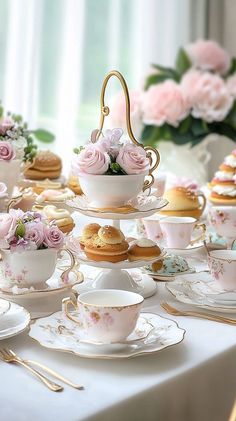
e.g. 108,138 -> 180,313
1,216 -> 236,421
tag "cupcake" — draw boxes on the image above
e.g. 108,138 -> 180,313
84,225 -> 129,263
24,150 -> 62,180
128,238 -> 161,261
145,254 -> 190,276
32,204 -> 75,234
80,223 -> 101,249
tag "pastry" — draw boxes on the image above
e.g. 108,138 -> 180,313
24,150 -> 62,180
159,187 -> 206,219
209,150 -> 236,205
67,176 -> 83,195
32,179 -> 63,195
84,225 -> 129,263
32,205 -> 75,234
80,223 -> 101,249
128,238 -> 161,261
36,188 -> 75,204
145,255 -> 190,276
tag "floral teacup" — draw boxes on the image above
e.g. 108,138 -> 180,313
142,216 -> 164,242
1,248 -> 77,289
159,216 -> 206,249
208,250 -> 236,290
63,289 -> 143,343
208,206 -> 236,246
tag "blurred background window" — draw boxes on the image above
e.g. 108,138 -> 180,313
0,0 -> 234,165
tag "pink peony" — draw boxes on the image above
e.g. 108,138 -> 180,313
116,143 -> 149,174
142,81 -> 190,127
109,90 -> 143,137
181,70 -> 233,122
227,74 -> 236,98
0,182 -> 7,198
0,141 -> 15,161
43,225 -> 64,249
71,144 -> 110,175
24,221 -> 45,248
185,40 -> 231,75
0,117 -> 14,135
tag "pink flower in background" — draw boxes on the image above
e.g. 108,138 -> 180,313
142,81 -> 190,127
227,74 -> 236,98
116,143 -> 149,174
24,221 -> 45,248
109,90 -> 143,137
0,213 -> 16,240
72,145 -> 110,175
43,225 -> 64,249
181,70 -> 233,122
0,141 -> 15,161
0,182 -> 7,198
185,40 -> 231,75
0,117 -> 14,135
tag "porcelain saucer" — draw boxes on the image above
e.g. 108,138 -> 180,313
142,267 -> 196,281
167,242 -> 205,257
66,194 -> 168,220
166,272 -> 236,313
0,301 -> 30,340
0,298 -> 10,316
29,311 -> 185,359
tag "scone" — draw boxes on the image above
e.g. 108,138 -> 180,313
24,151 -> 62,180
128,238 -> 161,261
32,205 -> 75,234
84,225 -> 129,263
80,223 -> 101,249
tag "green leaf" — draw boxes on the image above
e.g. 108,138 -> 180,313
226,57 -> 236,76
225,101 -> 236,129
32,129 -> 55,143
191,118 -> 209,137
208,122 -> 236,141
178,116 -> 192,134
110,162 -> 121,173
15,223 -> 25,237
175,48 -> 192,76
0,105 -> 4,118
141,125 -> 162,145
145,73 -> 176,90
151,64 -> 180,82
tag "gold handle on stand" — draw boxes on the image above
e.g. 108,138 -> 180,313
59,248 -> 84,284
190,223 -> 206,245
95,70 -> 160,190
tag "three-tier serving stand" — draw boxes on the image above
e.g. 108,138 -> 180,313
67,71 -> 167,298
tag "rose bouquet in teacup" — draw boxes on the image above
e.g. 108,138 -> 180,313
0,209 -> 76,289
71,128 -> 151,207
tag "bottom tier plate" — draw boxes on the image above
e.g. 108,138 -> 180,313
29,311 -> 185,359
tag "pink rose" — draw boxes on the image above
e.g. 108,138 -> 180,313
0,182 -> 7,198
181,70 -> 233,122
185,40 -> 230,75
44,225 -> 64,249
142,81 -> 189,127
0,213 -> 16,240
0,141 -> 15,161
96,128 -> 123,157
227,74 -> 236,98
24,221 -> 45,248
71,145 -> 110,175
0,117 -> 14,135
116,143 -> 149,174
109,91 -> 143,137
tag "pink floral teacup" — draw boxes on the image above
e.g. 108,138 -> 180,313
142,216 -> 164,242
159,216 -> 206,249
208,250 -> 236,290
63,289 -> 143,343
208,206 -> 236,246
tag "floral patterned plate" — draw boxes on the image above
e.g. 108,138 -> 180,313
142,267 -> 196,281
166,273 -> 236,313
29,311 -> 185,359
0,301 -> 30,340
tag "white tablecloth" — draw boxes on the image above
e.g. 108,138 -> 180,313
1,280 -> 236,421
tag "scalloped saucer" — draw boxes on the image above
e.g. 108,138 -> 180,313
29,311 -> 185,359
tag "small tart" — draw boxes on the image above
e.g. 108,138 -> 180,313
128,239 -> 161,261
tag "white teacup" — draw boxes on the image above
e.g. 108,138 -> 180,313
208,250 -> 236,290
142,216 -> 164,242
159,216 -> 206,249
63,289 -> 143,343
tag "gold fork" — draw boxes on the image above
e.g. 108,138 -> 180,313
0,349 -> 63,392
161,303 -> 236,325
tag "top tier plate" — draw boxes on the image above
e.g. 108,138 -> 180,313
66,195 -> 168,220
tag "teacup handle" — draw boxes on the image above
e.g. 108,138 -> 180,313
62,297 -> 82,326
190,223 -> 206,246
59,248 -> 84,284
196,192 -> 206,213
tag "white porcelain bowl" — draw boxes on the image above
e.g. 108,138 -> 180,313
1,248 -> 58,289
208,250 -> 236,290
79,173 -> 147,207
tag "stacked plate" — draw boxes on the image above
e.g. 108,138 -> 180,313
166,272 -> 236,313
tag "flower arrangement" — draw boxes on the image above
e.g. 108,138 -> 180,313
0,209 -> 64,252
0,104 -> 55,163
72,128 -> 149,176
110,40 -> 236,147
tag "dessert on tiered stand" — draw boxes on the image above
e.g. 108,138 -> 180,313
66,70 -> 167,298
159,186 -> 206,219
209,149 -> 236,205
